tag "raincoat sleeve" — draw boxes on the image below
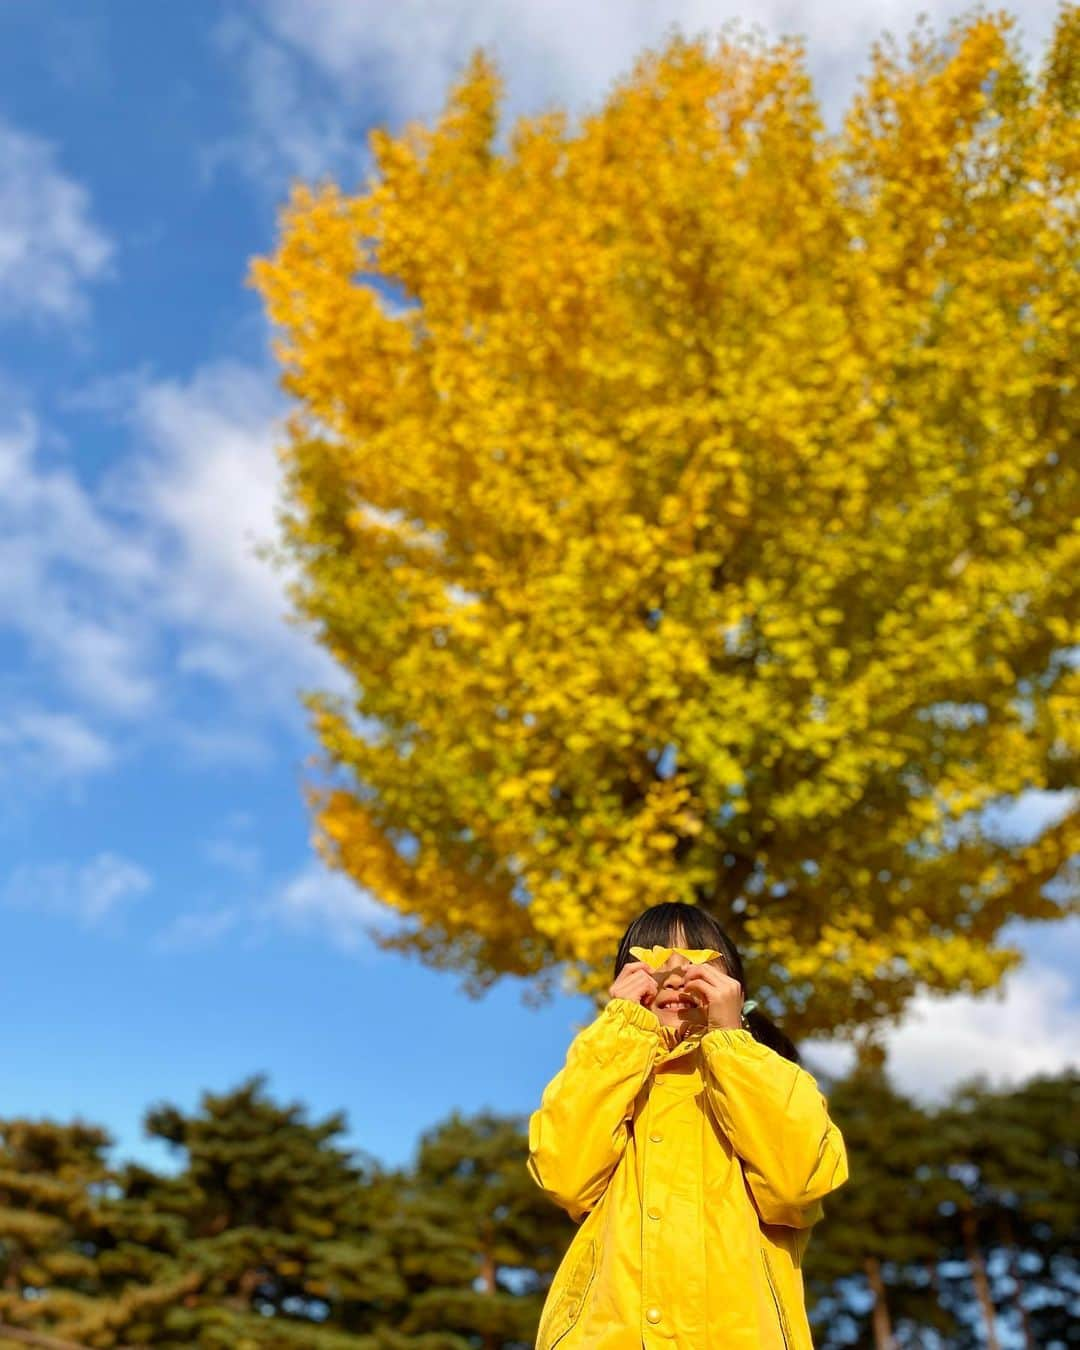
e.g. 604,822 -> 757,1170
700,1027 -> 849,1229
527,997 -> 661,1223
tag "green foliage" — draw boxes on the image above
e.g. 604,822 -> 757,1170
807,1059 -> 1080,1348
0,1068 -> 1075,1347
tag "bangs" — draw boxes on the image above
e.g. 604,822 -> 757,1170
614,902 -> 733,979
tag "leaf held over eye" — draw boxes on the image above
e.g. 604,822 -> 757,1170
629,944 -> 724,969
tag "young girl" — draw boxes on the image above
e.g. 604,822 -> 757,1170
527,901 -> 849,1349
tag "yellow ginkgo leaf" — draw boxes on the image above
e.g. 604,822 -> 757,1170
629,945 -> 723,969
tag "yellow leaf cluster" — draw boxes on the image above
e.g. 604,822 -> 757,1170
250,12 -> 1079,1037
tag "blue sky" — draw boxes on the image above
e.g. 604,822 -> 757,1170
0,0 -> 1074,1174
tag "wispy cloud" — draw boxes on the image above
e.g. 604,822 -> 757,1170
150,857 -> 389,957
203,836 -> 262,876
2,356 -> 349,791
215,0 -> 1062,192
2,852 -> 152,926
77,358 -> 346,715
152,905 -> 242,953
805,954 -> 1080,1103
0,707 -> 115,779
115,363 -> 296,675
0,407 -> 159,721
982,787 -> 1079,845
0,116 -> 113,325
271,859 -> 391,953
201,12 -> 359,191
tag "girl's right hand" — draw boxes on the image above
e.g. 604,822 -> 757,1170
608,961 -> 658,1009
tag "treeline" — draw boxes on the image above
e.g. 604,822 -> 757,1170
0,1061 -> 1074,1349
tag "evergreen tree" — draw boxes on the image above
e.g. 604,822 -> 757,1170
805,1050 -> 958,1349
811,1057 -> 1079,1349
0,1069 -> 1073,1347
0,1118 -> 114,1341
927,1070 -> 1079,1350
390,1111 -> 572,1348
89,1076 -> 386,1348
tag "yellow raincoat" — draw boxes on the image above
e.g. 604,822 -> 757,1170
527,996 -> 849,1349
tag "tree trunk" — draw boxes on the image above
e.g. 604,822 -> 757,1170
959,1208 -> 1001,1350
863,1254 -> 896,1350
997,1214 -> 1035,1350
227,1266 -> 262,1311
479,1238 -> 498,1350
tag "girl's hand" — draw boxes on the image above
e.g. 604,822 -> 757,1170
682,962 -> 744,1030
608,961 -> 659,1010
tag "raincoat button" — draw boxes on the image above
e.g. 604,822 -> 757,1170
646,1306 -> 662,1323
647,1205 -> 661,1220
649,1131 -> 663,1142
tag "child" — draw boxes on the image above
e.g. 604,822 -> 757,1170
527,901 -> 849,1349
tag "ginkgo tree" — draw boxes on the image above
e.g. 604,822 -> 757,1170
250,7 -> 1078,1037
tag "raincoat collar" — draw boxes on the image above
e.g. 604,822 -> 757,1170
654,1021 -> 708,1065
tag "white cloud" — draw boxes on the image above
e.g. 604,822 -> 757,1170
2,359 -> 350,786
108,359 -> 348,714
3,852 -> 152,926
203,836 -> 262,876
220,0 -> 1062,188
152,905 -> 242,953
982,787 -> 1078,844
119,364 -> 292,657
67,359 -> 346,703
153,859 -> 394,956
0,707 -> 115,778
202,13 -> 358,189
151,856 -> 385,955
272,859 -> 391,952
166,722 -> 275,768
0,117 -> 113,324
0,408 -> 159,719
804,955 -> 1080,1103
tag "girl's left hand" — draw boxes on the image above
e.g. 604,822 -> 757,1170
682,962 -> 744,1031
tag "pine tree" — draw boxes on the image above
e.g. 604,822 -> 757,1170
0,1118 -> 114,1342
928,1070 -> 1079,1350
805,1052 -> 960,1349
390,1111 -> 572,1348
82,1076 -> 385,1348
811,1058 -> 1079,1348
0,1069 -> 1073,1346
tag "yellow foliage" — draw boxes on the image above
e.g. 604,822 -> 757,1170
250,12 -> 1079,1037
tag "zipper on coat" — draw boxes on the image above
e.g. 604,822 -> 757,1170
760,1244 -> 792,1350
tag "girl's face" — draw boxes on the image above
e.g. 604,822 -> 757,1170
638,929 -> 729,1033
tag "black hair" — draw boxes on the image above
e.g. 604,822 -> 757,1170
612,901 -> 801,1065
